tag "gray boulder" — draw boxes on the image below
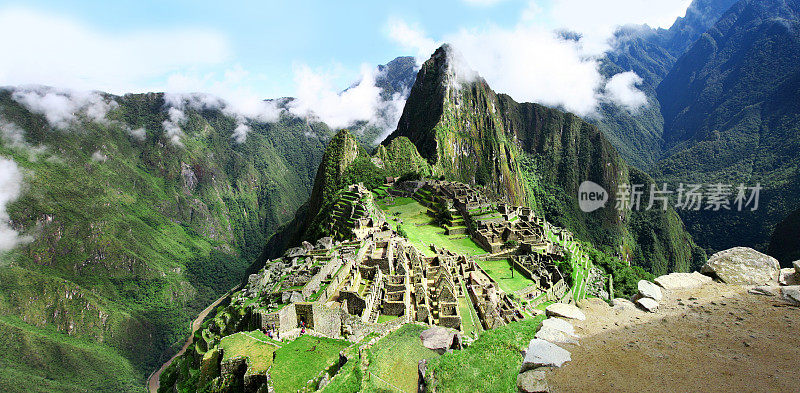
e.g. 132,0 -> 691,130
748,286 -> 780,297
541,318 -> 575,336
545,303 -> 586,321
794,261 -> 800,275
517,369 -> 549,393
611,298 -> 636,311
521,339 -> 571,371
316,237 -> 334,250
655,272 -> 713,290
281,291 -> 304,303
636,297 -> 659,312
781,286 -> 800,306
779,268 -> 799,286
420,326 -> 461,354
535,325 -> 578,345
701,247 -> 780,285
637,280 -> 663,301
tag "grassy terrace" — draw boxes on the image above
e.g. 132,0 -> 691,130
272,335 -> 350,393
474,259 -> 535,294
376,197 -> 486,257
220,331 -> 279,375
427,316 -> 546,392
364,324 -> 439,393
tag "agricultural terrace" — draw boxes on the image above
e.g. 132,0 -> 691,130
375,196 -> 486,257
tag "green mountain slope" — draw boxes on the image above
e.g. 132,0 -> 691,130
653,0 -> 800,252
0,89 -> 332,391
594,0 -> 740,169
384,45 -> 705,275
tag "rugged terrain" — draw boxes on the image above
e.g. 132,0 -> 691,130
548,282 -> 800,392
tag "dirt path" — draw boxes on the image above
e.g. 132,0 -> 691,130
546,283 -> 800,392
146,288 -> 238,393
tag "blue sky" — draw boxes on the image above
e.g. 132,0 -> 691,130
0,0 -> 695,128
1,0 -> 534,96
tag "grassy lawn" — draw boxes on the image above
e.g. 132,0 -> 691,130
272,335 -> 350,393
377,197 -> 486,257
458,295 -> 480,337
426,316 -> 546,393
376,314 -> 399,323
475,259 -> 536,293
365,324 -> 439,393
220,331 -> 279,374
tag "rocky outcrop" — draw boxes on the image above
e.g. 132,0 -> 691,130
794,261 -> 800,275
781,286 -> 800,306
611,298 -> 636,311
535,324 -> 579,345
545,303 -> 586,321
654,272 -> 713,290
748,286 -> 780,297
517,369 -> 549,393
420,326 -> 461,355
540,318 -> 575,336
636,297 -> 659,312
701,247 -> 780,285
521,339 -> 571,371
779,268 -> 799,286
637,280 -> 663,301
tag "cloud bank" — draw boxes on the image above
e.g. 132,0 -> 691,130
0,157 -> 29,252
11,87 -> 117,129
0,7 -> 229,94
387,0 -> 694,116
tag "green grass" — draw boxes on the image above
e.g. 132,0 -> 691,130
365,324 -> 439,393
474,259 -> 535,294
457,295 -> 480,337
219,331 -> 279,374
0,315 -> 142,393
377,197 -> 485,257
271,335 -> 350,393
376,315 -> 399,323
426,316 -> 546,392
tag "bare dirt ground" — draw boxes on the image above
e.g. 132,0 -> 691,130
547,282 -> 800,393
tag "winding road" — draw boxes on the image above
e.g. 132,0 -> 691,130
146,287 -> 239,393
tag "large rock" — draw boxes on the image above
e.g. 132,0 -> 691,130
654,272 -> 713,290
779,268 -> 799,286
316,236 -> 334,250
701,247 -> 780,285
517,369 -> 549,393
521,339 -> 571,371
748,285 -> 780,296
611,298 -> 636,311
545,303 -> 586,321
541,318 -> 575,336
636,297 -> 659,312
420,326 -> 460,354
781,286 -> 800,306
794,261 -> 800,275
637,280 -> 663,301
535,325 -> 578,345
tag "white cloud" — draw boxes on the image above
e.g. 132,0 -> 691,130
11,87 -> 117,129
91,150 -> 108,162
530,0 -> 693,54
288,64 -> 385,130
0,7 -> 229,94
387,19 -> 439,64
162,107 -> 186,147
128,127 -> 147,141
0,157 -> 30,252
232,123 -> 251,144
603,71 -> 647,111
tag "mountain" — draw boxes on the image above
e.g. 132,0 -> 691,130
593,0 -> 740,169
382,45 -> 705,275
0,55 -> 417,392
653,0 -> 800,252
